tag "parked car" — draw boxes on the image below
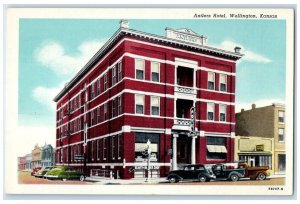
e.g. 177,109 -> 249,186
167,164 -> 216,183
45,166 -> 85,181
238,162 -> 270,180
34,166 -> 54,178
31,167 -> 42,176
211,163 -> 245,181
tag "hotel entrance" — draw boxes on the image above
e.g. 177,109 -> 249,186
177,135 -> 191,166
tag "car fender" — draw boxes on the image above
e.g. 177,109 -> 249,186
228,171 -> 243,179
167,174 -> 183,181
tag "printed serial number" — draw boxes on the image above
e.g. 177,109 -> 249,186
268,187 -> 284,191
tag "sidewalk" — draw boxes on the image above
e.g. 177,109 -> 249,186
85,176 -> 168,184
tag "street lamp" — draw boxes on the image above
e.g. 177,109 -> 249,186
145,139 -> 151,182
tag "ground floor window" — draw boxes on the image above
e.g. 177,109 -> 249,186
278,154 -> 286,172
206,136 -> 227,160
239,155 -> 272,169
134,133 -> 159,163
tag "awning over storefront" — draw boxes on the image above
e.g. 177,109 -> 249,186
207,145 -> 227,153
238,152 -> 272,156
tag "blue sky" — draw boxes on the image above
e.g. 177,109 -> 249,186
18,19 -> 286,149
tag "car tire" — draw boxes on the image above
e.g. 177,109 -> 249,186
79,175 -> 85,181
168,176 -> 177,183
257,172 -> 266,180
198,175 -> 207,182
230,174 -> 239,181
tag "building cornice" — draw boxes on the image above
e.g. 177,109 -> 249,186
54,27 -> 243,102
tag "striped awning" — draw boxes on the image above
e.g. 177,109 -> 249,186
207,145 -> 227,153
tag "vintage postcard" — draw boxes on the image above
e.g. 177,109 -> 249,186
4,7 -> 294,195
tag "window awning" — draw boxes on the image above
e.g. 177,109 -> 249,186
135,143 -> 158,152
207,145 -> 227,153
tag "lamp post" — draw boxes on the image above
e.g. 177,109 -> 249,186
145,139 -> 151,182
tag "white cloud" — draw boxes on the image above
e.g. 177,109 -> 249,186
235,98 -> 285,113
35,39 -> 106,76
32,83 -> 65,111
215,40 -> 271,64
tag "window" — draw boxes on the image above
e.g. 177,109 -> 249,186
278,128 -> 285,142
135,59 -> 145,80
279,111 -> 284,123
104,73 -> 108,91
208,72 -> 215,90
78,118 -> 81,131
118,96 -> 122,115
207,137 -> 227,160
74,146 -> 77,162
66,147 -> 68,162
78,95 -> 81,107
60,148 -> 63,162
151,62 -> 160,82
74,120 -> 77,132
118,61 -> 122,81
97,107 -> 100,123
104,103 -> 107,120
70,146 -> 73,162
219,104 -> 226,122
103,138 -> 107,160
90,141 -> 94,161
112,66 -> 116,86
96,140 -> 100,160
219,74 -> 227,92
90,111 -> 94,126
70,100 -> 73,112
111,136 -> 115,160
77,144 -> 81,156
135,94 -> 145,114
74,98 -> 77,110
151,96 -> 160,116
117,134 -> 122,159
97,78 -> 101,95
111,99 -> 115,118
207,103 -> 214,120
90,83 -> 95,99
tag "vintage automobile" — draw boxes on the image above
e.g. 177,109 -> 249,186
34,166 -> 54,178
238,162 -> 270,180
167,164 -> 216,183
31,167 -> 42,176
212,163 -> 245,181
45,166 -> 85,181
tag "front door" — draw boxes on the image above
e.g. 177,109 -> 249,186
177,136 -> 191,164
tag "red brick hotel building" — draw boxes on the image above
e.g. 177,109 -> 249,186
54,20 -> 243,179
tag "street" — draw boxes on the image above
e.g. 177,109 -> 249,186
19,171 -> 285,186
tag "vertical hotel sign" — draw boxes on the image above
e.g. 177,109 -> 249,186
165,28 -> 208,46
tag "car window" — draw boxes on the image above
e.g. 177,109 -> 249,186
196,166 -> 204,170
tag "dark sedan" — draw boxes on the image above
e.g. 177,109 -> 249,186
167,164 -> 216,183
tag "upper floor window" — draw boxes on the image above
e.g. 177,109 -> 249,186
104,73 -> 108,91
111,136 -> 115,160
219,74 -> 227,92
90,140 -> 94,161
103,138 -> 107,160
151,62 -> 160,82
219,104 -> 226,122
96,139 -> 100,161
118,61 -> 122,81
111,99 -> 116,118
135,59 -> 145,80
97,107 -> 100,123
151,96 -> 160,116
208,72 -> 215,90
78,94 -> 81,107
135,94 -> 145,114
207,103 -> 214,120
112,66 -> 116,86
97,78 -> 101,95
117,134 -> 122,159
278,128 -> 285,142
104,103 -> 107,120
90,111 -> 94,126
278,111 -> 285,123
90,83 -> 95,100
117,96 -> 122,115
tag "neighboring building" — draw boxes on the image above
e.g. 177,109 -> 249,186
25,153 -> 32,170
18,156 -> 26,171
31,144 -> 42,168
41,144 -> 55,167
235,136 -> 274,174
236,103 -> 286,174
53,20 -> 243,179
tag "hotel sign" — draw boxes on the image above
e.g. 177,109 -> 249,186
256,144 -> 264,151
165,28 -> 208,46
